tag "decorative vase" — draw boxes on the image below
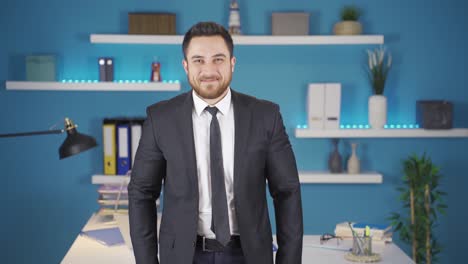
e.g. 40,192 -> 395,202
368,95 -> 387,129
328,138 -> 343,173
347,143 -> 360,174
333,21 -> 362,35
228,0 -> 242,35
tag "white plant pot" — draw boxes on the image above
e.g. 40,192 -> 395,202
368,95 -> 387,129
333,21 -> 362,35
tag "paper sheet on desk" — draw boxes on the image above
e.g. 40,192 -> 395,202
305,244 -> 352,252
80,227 -> 125,246
302,237 -> 352,252
273,236 -> 351,252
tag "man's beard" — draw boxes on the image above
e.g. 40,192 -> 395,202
189,73 -> 232,100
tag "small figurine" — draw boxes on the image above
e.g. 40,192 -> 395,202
98,57 -> 114,82
228,0 -> 242,35
150,59 -> 161,82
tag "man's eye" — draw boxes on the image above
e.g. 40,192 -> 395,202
193,59 -> 203,64
214,58 -> 224,63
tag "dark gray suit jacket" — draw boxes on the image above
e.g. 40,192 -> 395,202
128,89 -> 303,264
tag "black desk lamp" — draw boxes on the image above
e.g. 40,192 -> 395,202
0,118 -> 97,159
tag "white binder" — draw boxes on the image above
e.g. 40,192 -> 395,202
130,122 -> 142,168
307,83 -> 326,129
324,83 -> 341,130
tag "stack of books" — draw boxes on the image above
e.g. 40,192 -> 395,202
97,184 -> 129,216
334,222 -> 393,243
92,175 -> 161,216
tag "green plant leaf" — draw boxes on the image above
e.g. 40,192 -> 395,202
394,221 -> 403,231
392,152 -> 447,261
340,6 -> 361,21
396,187 -> 406,192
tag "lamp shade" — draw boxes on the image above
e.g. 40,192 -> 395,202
59,118 -> 98,159
0,117 -> 97,159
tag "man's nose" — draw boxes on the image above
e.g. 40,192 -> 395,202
200,62 -> 218,73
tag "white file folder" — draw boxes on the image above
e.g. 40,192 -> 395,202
324,83 -> 341,130
307,83 -> 325,129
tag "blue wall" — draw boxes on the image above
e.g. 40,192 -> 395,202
1,0 -> 467,263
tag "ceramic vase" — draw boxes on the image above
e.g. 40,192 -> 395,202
368,95 -> 387,129
328,138 -> 343,173
347,143 -> 360,174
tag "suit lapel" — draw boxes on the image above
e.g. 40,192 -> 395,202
175,92 -> 199,193
231,89 -> 251,194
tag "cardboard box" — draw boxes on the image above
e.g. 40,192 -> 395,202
416,100 -> 453,129
26,55 -> 56,81
272,12 -> 309,35
128,13 -> 176,35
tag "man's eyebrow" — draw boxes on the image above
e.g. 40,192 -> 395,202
212,53 -> 227,58
190,55 -> 204,59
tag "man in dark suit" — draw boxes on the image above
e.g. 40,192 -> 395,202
128,21 -> 303,264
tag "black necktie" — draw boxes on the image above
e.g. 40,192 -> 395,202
205,106 -> 231,246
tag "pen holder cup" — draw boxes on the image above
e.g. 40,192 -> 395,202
352,236 -> 372,256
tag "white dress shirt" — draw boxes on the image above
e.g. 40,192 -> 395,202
192,88 -> 238,238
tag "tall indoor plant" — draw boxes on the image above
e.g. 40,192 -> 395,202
366,46 -> 392,129
388,153 -> 447,264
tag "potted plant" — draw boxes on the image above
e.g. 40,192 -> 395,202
388,153 -> 447,264
333,6 -> 362,35
367,46 -> 392,129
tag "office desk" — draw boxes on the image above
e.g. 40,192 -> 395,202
62,214 -> 414,264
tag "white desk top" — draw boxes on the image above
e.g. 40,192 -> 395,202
62,214 -> 414,264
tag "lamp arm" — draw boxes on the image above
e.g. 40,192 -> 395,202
0,129 -> 64,138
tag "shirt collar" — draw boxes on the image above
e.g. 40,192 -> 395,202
192,88 -> 232,116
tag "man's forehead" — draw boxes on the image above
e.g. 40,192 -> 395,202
187,36 -> 229,56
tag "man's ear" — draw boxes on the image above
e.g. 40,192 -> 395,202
182,59 -> 188,74
231,56 -> 236,73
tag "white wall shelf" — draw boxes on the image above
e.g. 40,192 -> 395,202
295,128 -> 468,138
92,175 -> 130,185
5,81 -> 180,91
90,34 -> 384,45
92,173 -> 382,185
299,171 -> 383,184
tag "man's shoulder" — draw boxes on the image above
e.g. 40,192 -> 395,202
233,90 -> 279,112
146,91 -> 190,114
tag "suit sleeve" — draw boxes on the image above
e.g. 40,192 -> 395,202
128,107 -> 166,264
266,105 -> 303,264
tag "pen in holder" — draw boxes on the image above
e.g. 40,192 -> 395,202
350,223 -> 372,256
352,235 -> 372,256
345,222 -> 382,262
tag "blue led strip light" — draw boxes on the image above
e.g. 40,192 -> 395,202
297,124 -> 420,129
61,79 -> 180,84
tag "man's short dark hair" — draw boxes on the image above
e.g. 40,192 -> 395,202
182,21 -> 234,59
